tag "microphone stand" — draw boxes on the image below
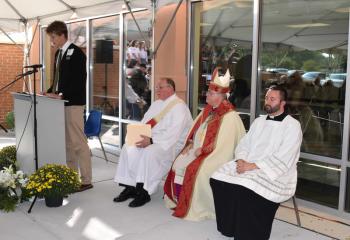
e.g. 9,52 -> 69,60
0,71 -> 36,132
0,123 -> 8,133
27,66 -> 40,213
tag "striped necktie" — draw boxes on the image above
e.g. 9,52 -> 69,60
52,49 -> 62,92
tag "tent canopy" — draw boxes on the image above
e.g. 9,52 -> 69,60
0,0 -> 155,43
0,0 -> 348,50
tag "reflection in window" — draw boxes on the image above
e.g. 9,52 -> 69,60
100,119 -> 119,147
123,11 -> 152,121
259,0 -> 348,159
296,159 -> 340,208
191,0 -> 253,129
68,21 -> 86,48
91,16 -> 120,117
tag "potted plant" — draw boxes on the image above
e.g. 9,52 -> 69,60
0,165 -> 28,212
0,145 -> 18,171
26,164 -> 80,207
5,111 -> 15,131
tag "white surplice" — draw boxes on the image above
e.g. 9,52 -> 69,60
114,94 -> 193,194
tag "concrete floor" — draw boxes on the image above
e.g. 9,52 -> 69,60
0,136 -> 341,240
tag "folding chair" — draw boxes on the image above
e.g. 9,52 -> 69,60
291,196 -> 301,227
84,110 -> 108,163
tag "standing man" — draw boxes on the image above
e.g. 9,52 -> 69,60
114,78 -> 193,208
45,20 -> 92,192
163,69 -> 245,221
210,85 -> 302,240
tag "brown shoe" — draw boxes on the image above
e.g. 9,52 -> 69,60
77,184 -> 93,192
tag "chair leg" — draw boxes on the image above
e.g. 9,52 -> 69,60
98,136 -> 108,163
292,196 -> 301,227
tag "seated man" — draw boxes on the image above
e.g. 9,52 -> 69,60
114,78 -> 193,207
164,69 -> 246,221
210,85 -> 302,240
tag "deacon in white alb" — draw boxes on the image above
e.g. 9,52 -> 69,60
210,85 -> 302,240
114,78 -> 193,208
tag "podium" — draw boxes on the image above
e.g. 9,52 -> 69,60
12,93 -> 67,175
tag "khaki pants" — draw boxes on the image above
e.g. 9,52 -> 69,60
65,106 -> 92,184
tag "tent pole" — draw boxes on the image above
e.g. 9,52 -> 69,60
23,20 -> 33,93
150,0 -> 156,103
123,0 -> 148,43
0,27 -> 23,50
27,18 -> 40,54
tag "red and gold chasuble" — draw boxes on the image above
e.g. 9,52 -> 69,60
164,100 -> 234,218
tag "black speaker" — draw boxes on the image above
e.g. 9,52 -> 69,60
95,40 -> 113,64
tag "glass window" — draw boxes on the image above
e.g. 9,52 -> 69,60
91,16 -> 120,117
42,21 -> 87,92
42,27 -> 52,91
296,159 -> 340,208
100,119 -> 120,148
122,10 -> 152,121
345,167 -> 350,212
259,0 -> 348,158
191,0 -> 253,129
67,21 -> 86,48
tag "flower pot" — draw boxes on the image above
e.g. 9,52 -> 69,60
45,195 -> 63,207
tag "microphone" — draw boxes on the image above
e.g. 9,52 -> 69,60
24,64 -> 43,68
17,69 -> 38,77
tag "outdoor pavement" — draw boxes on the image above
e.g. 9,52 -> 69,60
0,135 -> 344,240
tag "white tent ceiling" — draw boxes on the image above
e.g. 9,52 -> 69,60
200,0 -> 349,51
0,0 -> 348,51
0,0 -> 152,30
0,0 -> 158,43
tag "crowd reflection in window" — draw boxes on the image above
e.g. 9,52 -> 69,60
125,40 -> 151,120
261,66 -> 346,158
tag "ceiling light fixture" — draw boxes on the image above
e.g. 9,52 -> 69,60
335,7 -> 350,13
287,23 -> 330,28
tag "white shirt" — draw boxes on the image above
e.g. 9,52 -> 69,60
140,48 -> 148,60
60,41 -> 71,55
127,47 -> 140,59
212,115 -> 302,203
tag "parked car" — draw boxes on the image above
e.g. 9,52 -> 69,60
302,72 -> 326,83
266,68 -> 288,74
320,73 -> 346,88
288,70 -> 305,76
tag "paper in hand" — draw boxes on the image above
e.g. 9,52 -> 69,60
125,123 -> 152,146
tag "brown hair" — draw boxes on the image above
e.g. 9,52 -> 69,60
267,85 -> 288,101
46,21 -> 68,38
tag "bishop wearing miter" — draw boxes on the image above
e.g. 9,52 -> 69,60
164,68 -> 246,221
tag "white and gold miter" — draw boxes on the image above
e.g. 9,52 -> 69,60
208,68 -> 231,93
209,68 -> 231,93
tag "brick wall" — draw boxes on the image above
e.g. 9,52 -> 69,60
0,44 -> 24,126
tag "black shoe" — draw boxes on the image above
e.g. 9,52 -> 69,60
128,192 -> 151,208
113,187 -> 136,202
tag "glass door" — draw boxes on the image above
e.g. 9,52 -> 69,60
189,0 -> 254,129
120,10 -> 152,144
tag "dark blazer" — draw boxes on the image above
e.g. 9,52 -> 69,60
47,43 -> 86,106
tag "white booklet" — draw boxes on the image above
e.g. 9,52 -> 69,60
125,123 -> 152,146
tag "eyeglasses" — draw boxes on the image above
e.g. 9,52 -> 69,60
155,84 -> 170,90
